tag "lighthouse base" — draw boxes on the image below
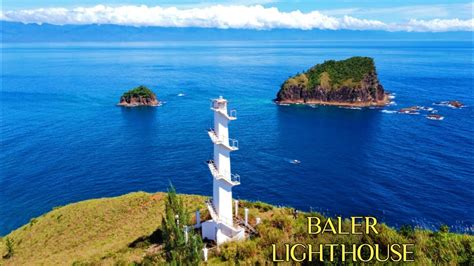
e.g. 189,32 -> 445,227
201,220 -> 245,245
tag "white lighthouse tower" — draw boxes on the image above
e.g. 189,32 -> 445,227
201,96 -> 245,245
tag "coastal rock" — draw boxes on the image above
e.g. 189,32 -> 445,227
275,57 -> 389,107
118,85 -> 160,107
448,101 -> 464,108
434,100 -> 465,109
427,114 -> 444,120
399,106 -> 421,114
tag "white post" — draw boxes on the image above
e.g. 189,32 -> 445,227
196,210 -> 201,228
256,217 -> 261,225
203,247 -> 208,262
234,200 -> 239,217
244,208 -> 249,226
184,226 -> 189,244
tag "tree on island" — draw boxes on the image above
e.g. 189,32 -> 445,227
121,85 -> 155,100
161,184 -> 203,265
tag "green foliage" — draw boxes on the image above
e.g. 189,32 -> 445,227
220,240 -> 259,263
3,237 -> 14,259
122,85 -> 155,100
439,224 -> 450,234
282,73 -> 309,90
282,57 -> 376,91
399,224 -> 415,238
426,232 -> 472,264
251,201 -> 273,212
2,192 -> 472,265
161,185 -> 203,265
29,218 -> 37,227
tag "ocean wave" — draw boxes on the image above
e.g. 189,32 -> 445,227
339,106 -> 362,110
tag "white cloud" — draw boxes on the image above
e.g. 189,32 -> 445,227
1,4 -> 473,32
321,3 -> 474,21
401,18 -> 474,32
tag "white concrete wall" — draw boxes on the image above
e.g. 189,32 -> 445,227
214,113 -> 229,143
214,145 -> 230,179
216,227 -> 231,245
214,180 -> 233,225
202,220 -> 217,241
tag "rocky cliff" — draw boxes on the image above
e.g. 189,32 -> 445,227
118,85 -> 160,107
276,57 -> 389,106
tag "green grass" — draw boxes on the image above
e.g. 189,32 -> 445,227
1,192 -> 472,265
0,192 -> 206,265
281,56 -> 376,92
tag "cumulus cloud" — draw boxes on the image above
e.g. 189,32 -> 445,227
321,3 -> 474,21
1,4 -> 473,32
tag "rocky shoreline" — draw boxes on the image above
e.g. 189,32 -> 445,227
118,96 -> 160,107
276,94 -> 390,107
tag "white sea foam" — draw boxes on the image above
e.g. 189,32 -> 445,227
339,106 -> 362,110
426,115 -> 444,120
381,110 -> 397,114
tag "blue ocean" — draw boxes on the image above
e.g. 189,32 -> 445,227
1,41 -> 473,236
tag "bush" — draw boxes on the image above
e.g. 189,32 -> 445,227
161,185 -> 203,265
252,201 -> 273,212
3,237 -> 14,259
399,224 -> 415,238
122,86 -> 156,100
220,241 -> 258,263
439,224 -> 450,234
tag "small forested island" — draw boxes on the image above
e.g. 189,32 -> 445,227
276,57 -> 389,107
1,192 -> 472,265
118,85 -> 160,107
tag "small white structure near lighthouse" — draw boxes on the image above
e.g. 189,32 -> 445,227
201,96 -> 246,245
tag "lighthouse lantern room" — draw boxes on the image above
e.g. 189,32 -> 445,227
201,96 -> 245,245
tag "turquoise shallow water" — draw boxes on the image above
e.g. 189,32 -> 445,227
1,41 -> 473,235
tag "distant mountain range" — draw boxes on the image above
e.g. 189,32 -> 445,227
1,21 -> 472,42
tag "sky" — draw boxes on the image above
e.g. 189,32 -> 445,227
1,0 -> 473,31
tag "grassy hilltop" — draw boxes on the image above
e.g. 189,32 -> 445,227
283,57 -> 376,91
1,192 -> 473,265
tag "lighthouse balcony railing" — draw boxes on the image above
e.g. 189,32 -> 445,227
229,138 -> 239,150
231,173 -> 241,184
206,160 -> 240,186
229,109 -> 237,119
210,106 -> 237,121
207,129 -> 239,151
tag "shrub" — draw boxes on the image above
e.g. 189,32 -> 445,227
161,184 -> 203,265
439,224 -> 450,234
3,237 -> 14,259
220,241 -> 258,263
399,224 -> 415,238
122,86 -> 156,100
252,201 -> 273,212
